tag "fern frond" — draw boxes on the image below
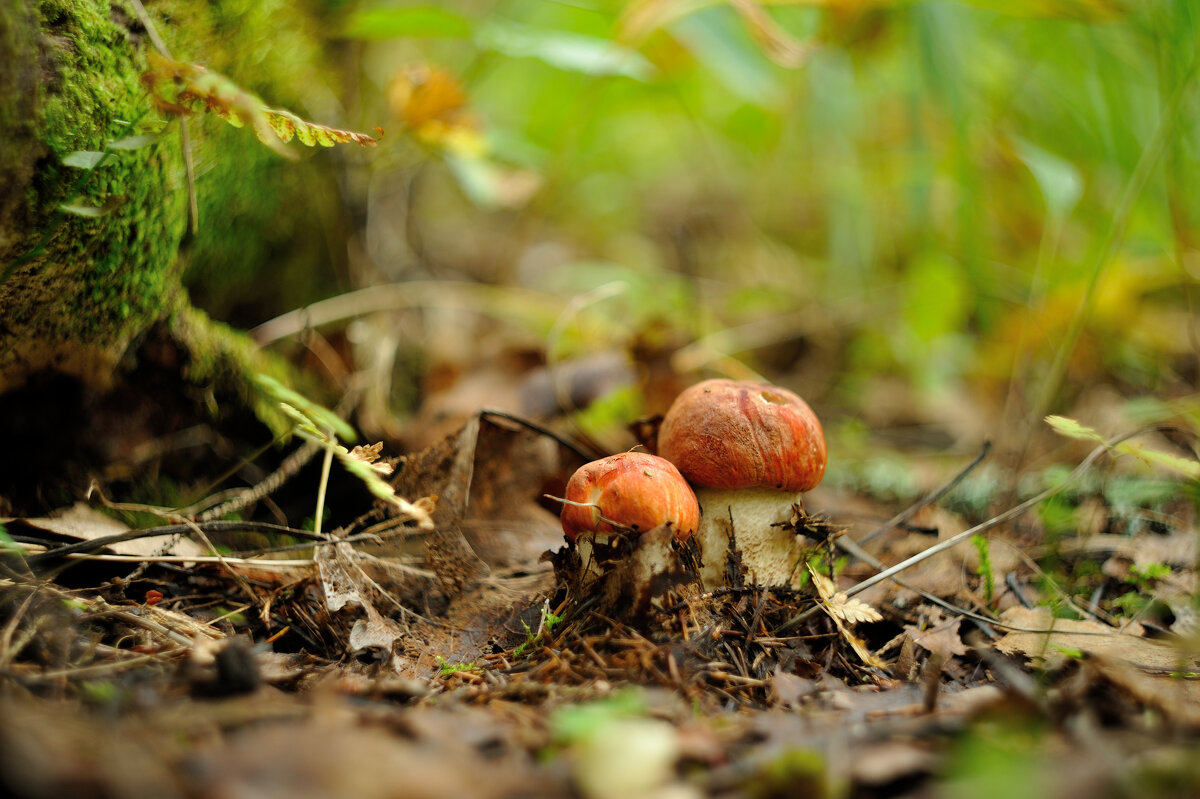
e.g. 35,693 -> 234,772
142,53 -> 381,158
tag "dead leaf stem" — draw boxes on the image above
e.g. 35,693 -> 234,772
856,440 -> 991,546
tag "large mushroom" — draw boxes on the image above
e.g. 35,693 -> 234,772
657,379 -> 827,590
559,451 -> 700,599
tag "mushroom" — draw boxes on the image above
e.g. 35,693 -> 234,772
561,451 -> 699,545
559,451 -> 700,593
657,379 -> 827,590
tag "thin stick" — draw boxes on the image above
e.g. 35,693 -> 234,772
17,651 -> 188,684
85,605 -> 198,648
856,440 -> 991,545
197,440 -> 321,522
779,430 -> 1137,633
481,409 -> 599,462
127,0 -> 169,55
543,494 -> 640,535
180,118 -> 199,234
250,281 -> 561,345
834,535 -> 1001,629
178,516 -> 261,606
313,432 -> 335,537
21,520 -> 314,567
28,553 -> 308,567
0,591 -> 38,670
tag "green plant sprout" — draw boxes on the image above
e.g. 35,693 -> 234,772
972,534 -> 995,604
254,374 -> 434,535
513,602 -> 565,659
548,690 -> 648,746
1046,416 -> 1200,481
1112,561 -> 1173,618
435,655 -> 478,675
1127,561 -> 1172,590
0,523 -> 16,553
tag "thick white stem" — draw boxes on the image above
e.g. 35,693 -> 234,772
574,529 -> 677,583
572,527 -> 686,613
694,487 -> 809,590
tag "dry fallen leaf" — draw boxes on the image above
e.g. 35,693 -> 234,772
387,413 -> 584,586
994,606 -> 1200,726
1084,651 -> 1200,727
768,669 -> 818,710
993,606 -> 1162,669
850,739 -> 937,788
314,541 -> 408,667
904,616 -> 969,664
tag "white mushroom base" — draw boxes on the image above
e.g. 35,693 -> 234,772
694,488 -> 811,590
571,526 -> 690,615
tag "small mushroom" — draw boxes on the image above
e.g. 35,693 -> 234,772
561,451 -> 699,543
657,378 -> 827,589
559,452 -> 700,595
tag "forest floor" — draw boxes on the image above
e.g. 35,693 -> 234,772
2,405 -> 1199,799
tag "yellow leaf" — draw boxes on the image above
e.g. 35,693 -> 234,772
389,66 -> 475,132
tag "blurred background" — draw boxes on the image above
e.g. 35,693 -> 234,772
187,0 -> 1200,509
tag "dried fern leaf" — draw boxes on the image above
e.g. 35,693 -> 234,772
142,53 -> 380,158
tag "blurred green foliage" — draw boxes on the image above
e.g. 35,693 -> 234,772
330,0 -> 1198,449
937,716 -> 1052,799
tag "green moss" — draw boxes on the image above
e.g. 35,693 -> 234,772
0,2 -> 41,238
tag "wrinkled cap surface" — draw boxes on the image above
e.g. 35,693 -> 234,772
657,379 -> 826,492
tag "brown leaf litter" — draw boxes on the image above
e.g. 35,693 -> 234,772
4,413 -> 1200,797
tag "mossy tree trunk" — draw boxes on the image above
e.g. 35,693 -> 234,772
0,0 -> 338,416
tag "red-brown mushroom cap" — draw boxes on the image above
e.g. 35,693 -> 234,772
657,379 -> 827,492
560,452 -> 700,543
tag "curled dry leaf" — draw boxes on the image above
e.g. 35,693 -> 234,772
808,564 -> 886,669
349,442 -> 393,475
349,442 -> 384,464
809,566 -> 883,625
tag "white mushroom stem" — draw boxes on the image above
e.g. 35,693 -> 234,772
570,526 -> 691,617
574,526 -> 679,592
694,488 -> 810,590
574,531 -> 610,582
